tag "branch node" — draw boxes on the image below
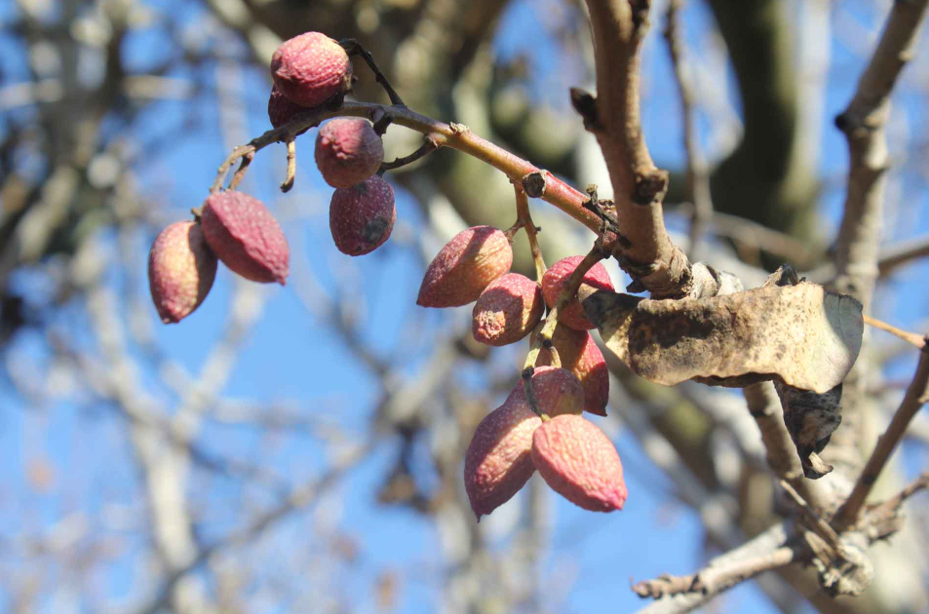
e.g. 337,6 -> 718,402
570,87 -> 601,131
522,171 -> 547,198
372,112 -> 393,136
632,170 -> 669,205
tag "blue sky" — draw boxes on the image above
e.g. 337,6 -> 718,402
3,0 -> 929,612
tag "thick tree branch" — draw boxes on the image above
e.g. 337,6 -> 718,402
581,0 -> 693,299
825,0 -> 929,518
834,0 -> 929,307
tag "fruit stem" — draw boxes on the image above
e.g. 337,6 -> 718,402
520,366 -> 550,420
514,184 -> 546,281
502,220 -> 524,241
339,39 -> 406,107
537,244 -> 607,350
228,151 -> 254,191
280,138 -> 296,193
378,138 -> 438,174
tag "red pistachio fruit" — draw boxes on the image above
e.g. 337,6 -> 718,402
267,84 -> 310,133
200,191 -> 289,285
535,325 -> 609,416
541,255 -> 614,330
472,273 -> 544,346
329,175 -> 396,256
464,396 -> 541,520
148,221 -> 217,324
270,32 -> 352,108
532,414 -> 627,512
417,226 -> 513,308
315,118 -> 384,189
506,366 -> 584,418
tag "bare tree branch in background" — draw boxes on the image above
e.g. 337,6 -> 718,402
3,1 -> 929,613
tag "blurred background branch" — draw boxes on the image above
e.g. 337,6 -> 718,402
2,0 -> 929,612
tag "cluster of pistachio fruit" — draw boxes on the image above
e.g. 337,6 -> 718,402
147,31 -> 627,519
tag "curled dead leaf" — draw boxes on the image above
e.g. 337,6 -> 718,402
583,281 -> 863,395
775,381 -> 842,479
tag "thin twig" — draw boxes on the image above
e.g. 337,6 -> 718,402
379,138 -> 438,173
833,343 -> 929,530
672,204 -> 818,269
863,314 -> 926,349
868,472 -> 929,519
878,233 -> 929,277
779,480 -> 840,546
135,437 -> 378,614
228,150 -> 253,190
339,38 -> 405,106
663,0 -> 713,259
632,522 -> 803,607
634,547 -> 797,600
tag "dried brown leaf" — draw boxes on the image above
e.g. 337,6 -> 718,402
775,382 -> 842,479
583,281 -> 863,394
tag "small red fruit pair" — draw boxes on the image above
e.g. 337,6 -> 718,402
464,367 -> 627,520
148,191 -> 289,323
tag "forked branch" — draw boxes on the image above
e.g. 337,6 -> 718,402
581,0 -> 693,299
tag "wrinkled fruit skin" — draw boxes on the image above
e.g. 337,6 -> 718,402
267,84 -> 310,133
417,226 -> 513,308
329,175 -> 396,256
472,273 -> 544,346
148,221 -> 218,324
532,414 -> 627,512
201,191 -> 289,285
315,118 -> 384,188
541,255 -> 615,330
507,366 -> 584,418
271,32 -> 352,108
536,325 -> 609,416
464,396 -> 542,520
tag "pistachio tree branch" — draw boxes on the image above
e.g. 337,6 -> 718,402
632,522 -> 805,613
827,0 -> 929,519
210,101 -> 602,232
833,0 -> 929,307
832,342 -> 929,531
867,471 -> 929,519
578,0 -> 693,299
